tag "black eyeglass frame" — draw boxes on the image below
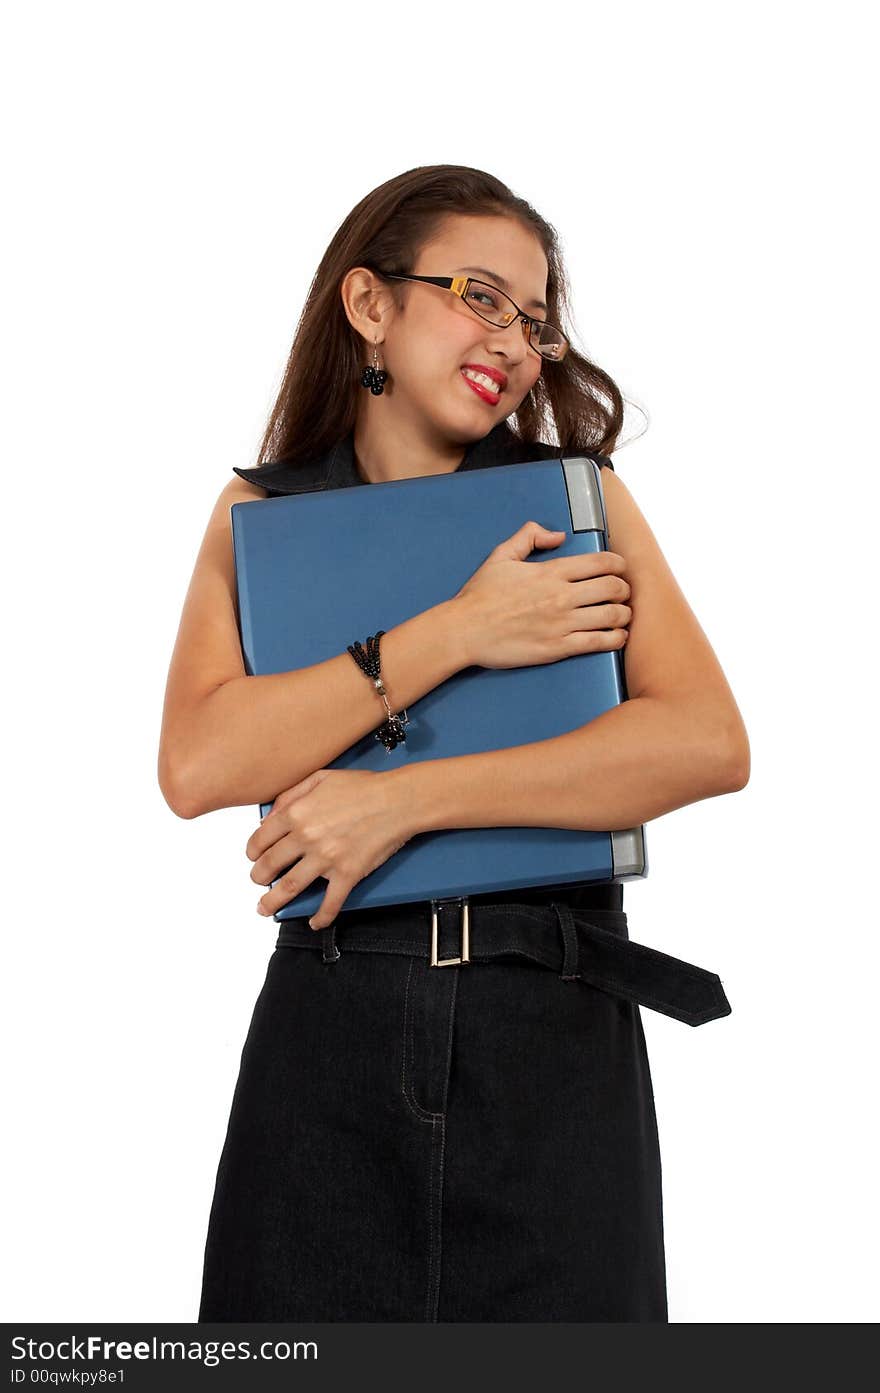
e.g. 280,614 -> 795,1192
376,272 -> 569,361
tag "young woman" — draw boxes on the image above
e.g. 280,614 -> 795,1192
159,165 -> 749,1323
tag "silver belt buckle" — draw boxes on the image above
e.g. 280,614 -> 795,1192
430,897 -> 470,967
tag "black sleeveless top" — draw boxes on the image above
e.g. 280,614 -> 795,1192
233,421 -> 623,913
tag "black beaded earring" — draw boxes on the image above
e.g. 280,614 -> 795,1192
360,340 -> 388,396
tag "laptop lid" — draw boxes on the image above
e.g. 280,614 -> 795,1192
231,456 -> 647,920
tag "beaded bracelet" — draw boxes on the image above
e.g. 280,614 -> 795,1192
346,631 -> 410,753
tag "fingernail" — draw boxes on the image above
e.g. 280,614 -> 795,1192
257,903 -> 268,916
308,919 -> 317,930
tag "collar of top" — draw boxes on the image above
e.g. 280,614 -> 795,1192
231,421 -> 609,496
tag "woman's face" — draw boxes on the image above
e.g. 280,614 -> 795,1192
379,214 -> 549,442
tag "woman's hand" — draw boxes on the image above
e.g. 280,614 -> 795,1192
246,768 -> 413,928
451,521 -> 632,669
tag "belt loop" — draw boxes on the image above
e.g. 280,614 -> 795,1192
552,902 -> 580,981
320,923 -> 340,964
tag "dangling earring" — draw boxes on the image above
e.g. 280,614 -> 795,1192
360,340 -> 388,396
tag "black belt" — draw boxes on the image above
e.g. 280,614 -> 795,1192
274,896 -> 731,1028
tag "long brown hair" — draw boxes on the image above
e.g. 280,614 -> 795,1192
253,165 -> 631,469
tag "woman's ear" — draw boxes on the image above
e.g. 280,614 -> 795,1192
339,266 -> 395,342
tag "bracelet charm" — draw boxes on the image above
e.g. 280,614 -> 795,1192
346,631 -> 410,753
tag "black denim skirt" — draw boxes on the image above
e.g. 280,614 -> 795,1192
193,885 -> 730,1323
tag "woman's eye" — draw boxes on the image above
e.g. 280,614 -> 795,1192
469,290 -> 498,308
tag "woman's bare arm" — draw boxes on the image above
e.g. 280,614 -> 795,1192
158,477 -> 466,818
388,465 -> 750,834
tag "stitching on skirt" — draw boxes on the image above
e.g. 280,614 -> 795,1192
277,939 -> 563,973
425,1117 -> 445,1322
400,957 -> 443,1124
576,970 -> 717,1022
477,904 -> 627,925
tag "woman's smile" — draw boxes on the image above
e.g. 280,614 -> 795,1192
460,366 -> 503,405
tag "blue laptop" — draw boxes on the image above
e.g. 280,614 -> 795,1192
231,456 -> 647,921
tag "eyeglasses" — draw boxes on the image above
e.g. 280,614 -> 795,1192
378,273 -> 570,361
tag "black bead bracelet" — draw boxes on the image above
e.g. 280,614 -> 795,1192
346,630 -> 410,753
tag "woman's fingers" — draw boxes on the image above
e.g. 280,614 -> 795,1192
569,601 -> 633,632
568,573 -> 631,606
250,831 -> 304,888
255,853 -> 323,918
246,770 -> 330,861
308,878 -> 352,931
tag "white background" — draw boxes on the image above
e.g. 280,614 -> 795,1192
3,0 -> 876,1324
